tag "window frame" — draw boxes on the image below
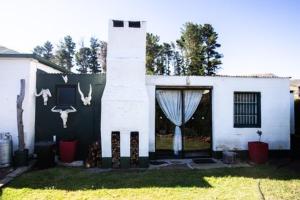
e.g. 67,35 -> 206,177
128,21 -> 141,28
56,85 -> 77,107
233,91 -> 261,128
113,20 -> 124,27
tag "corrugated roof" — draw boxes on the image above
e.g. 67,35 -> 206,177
0,53 -> 70,73
291,79 -> 300,86
214,73 -> 290,79
0,45 -> 20,54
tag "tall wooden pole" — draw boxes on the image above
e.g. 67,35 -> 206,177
17,79 -> 25,151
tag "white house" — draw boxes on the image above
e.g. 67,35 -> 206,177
0,48 -> 68,153
100,20 -> 291,166
0,20 -> 292,168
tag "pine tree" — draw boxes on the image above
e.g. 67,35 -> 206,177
98,41 -> 107,73
43,41 -> 54,60
201,24 -> 222,75
171,43 -> 184,75
75,44 -> 92,74
177,23 -> 222,75
56,35 -> 76,70
146,33 -> 162,75
89,37 -> 101,73
33,41 -> 54,61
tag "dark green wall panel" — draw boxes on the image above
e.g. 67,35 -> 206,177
35,73 -> 106,160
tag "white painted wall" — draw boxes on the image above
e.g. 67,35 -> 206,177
146,75 -> 291,152
101,20 -> 149,158
0,58 -> 61,154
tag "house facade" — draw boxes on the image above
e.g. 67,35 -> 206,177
0,20 -> 292,168
0,52 -> 68,153
99,20 -> 291,167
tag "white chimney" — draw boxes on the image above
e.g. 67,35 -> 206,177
101,20 -> 149,166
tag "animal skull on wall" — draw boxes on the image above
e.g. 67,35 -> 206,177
78,83 -> 92,106
62,75 -> 68,83
35,89 -> 52,105
51,106 -> 77,128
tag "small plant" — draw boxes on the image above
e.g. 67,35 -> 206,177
256,130 -> 262,142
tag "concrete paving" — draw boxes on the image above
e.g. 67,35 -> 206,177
149,158 -> 251,170
0,160 -> 35,188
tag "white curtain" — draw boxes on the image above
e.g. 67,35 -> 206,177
156,90 -> 203,155
156,90 -> 182,155
184,90 -> 203,123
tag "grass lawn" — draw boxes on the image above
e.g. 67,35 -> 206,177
156,135 -> 210,150
1,165 -> 300,200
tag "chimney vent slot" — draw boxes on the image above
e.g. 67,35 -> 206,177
129,21 -> 141,28
113,20 -> 124,27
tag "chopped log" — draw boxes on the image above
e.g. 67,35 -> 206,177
85,141 -> 101,168
17,79 -> 25,151
130,132 -> 139,167
112,132 -> 120,168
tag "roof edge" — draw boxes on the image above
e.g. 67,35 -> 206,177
146,74 -> 291,79
0,53 -> 71,73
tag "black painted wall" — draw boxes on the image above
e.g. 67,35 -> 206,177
35,73 -> 106,160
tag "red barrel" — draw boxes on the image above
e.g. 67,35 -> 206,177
248,141 -> 269,164
59,140 -> 77,163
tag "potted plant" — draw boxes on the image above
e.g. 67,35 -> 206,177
14,79 -> 29,167
248,130 -> 269,164
59,134 -> 77,163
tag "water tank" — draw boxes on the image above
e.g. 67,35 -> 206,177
0,132 -> 13,167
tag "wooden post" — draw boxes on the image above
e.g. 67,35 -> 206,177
17,79 -> 25,151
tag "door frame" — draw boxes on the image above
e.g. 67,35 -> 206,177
154,86 -> 213,158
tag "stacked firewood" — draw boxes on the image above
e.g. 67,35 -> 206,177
112,133 -> 120,168
130,133 -> 139,167
85,141 -> 101,168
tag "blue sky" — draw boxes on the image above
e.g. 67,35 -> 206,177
0,0 -> 299,78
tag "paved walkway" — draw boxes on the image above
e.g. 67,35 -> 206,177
149,158 -> 250,170
0,161 -> 35,188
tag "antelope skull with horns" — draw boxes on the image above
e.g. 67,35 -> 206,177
35,89 -> 52,105
51,106 -> 77,128
78,83 -> 92,106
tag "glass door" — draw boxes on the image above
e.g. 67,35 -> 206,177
183,90 -> 211,157
155,89 -> 212,158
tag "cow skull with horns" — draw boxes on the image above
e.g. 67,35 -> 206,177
78,83 -> 92,106
35,89 -> 52,105
51,106 -> 77,128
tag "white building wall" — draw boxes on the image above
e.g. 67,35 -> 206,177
146,75 -> 290,152
0,58 -> 61,154
101,20 -> 149,158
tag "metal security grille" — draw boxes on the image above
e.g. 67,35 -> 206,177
234,92 -> 261,127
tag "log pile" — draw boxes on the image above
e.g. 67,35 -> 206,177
112,132 -> 120,168
85,141 -> 101,168
130,132 -> 139,167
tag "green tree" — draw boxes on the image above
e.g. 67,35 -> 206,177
98,41 -> 107,73
156,43 -> 173,75
89,37 -> 101,73
171,43 -> 184,75
146,33 -> 162,75
33,46 -> 44,56
33,41 -> 54,61
177,22 -> 222,75
56,35 -> 76,70
75,43 -> 92,74
201,24 -> 222,75
177,23 -> 205,75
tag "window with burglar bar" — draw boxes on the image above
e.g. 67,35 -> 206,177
234,92 -> 261,128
